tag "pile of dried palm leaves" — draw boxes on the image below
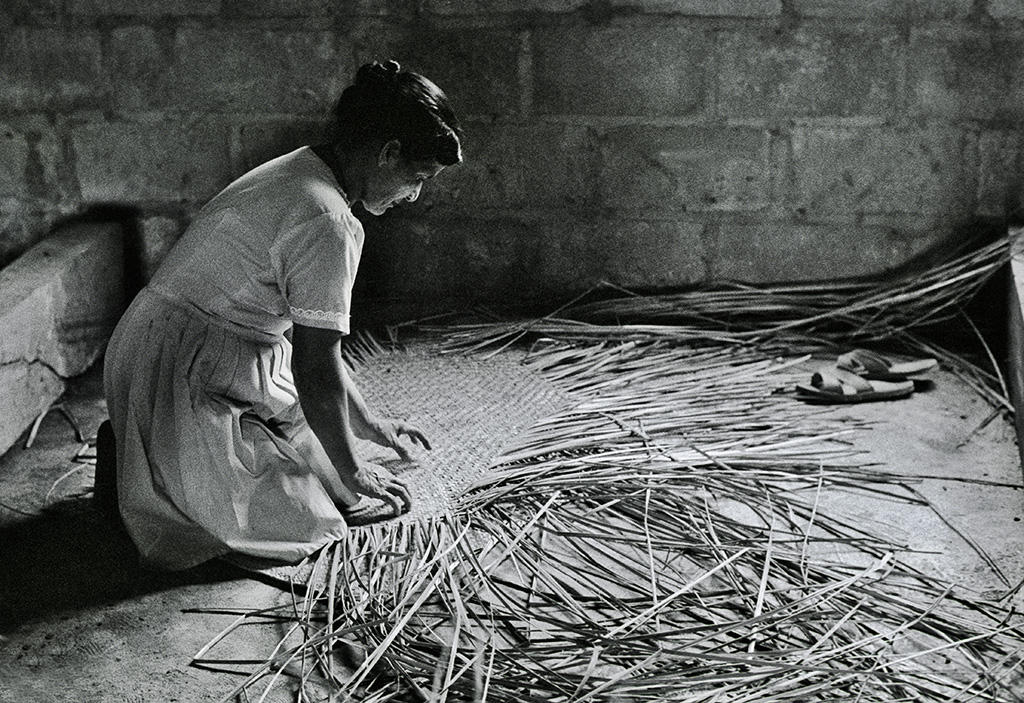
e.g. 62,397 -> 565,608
194,236 -> 1024,702
439,238 -> 1008,349
438,237 -> 1011,414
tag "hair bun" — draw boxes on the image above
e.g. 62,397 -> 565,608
356,60 -> 401,87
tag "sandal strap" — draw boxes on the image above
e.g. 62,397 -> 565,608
837,349 -> 891,375
811,366 -> 872,395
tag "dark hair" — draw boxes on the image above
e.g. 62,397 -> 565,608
327,60 -> 462,166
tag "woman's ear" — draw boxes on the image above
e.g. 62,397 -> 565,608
378,139 -> 402,167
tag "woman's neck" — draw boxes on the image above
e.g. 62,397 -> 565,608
312,143 -> 365,203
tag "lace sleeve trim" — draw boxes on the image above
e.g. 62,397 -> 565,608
289,306 -> 349,323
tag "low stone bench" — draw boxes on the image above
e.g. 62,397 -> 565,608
0,221 -> 126,456
1008,226 -> 1024,479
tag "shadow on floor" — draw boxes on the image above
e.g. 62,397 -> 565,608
0,497 -> 241,633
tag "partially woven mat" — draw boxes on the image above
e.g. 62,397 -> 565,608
228,340 -> 573,585
351,342 -> 571,519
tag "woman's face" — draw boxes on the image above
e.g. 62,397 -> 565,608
363,141 -> 445,216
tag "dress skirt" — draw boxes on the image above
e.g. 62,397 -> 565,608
103,288 -> 347,570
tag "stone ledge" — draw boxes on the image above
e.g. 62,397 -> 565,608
0,221 -> 126,456
1007,226 -> 1024,479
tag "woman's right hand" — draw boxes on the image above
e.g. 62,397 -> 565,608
349,462 -> 412,516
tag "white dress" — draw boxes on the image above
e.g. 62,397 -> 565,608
104,147 -> 363,570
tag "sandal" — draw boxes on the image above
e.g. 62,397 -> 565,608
796,366 -> 914,404
836,348 -> 937,381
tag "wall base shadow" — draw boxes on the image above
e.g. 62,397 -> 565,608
0,497 -> 241,634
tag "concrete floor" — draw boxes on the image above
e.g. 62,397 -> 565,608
0,363 -> 298,703
1,356 -> 1023,702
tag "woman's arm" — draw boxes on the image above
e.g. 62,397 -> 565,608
297,327 -> 431,453
291,323 -> 411,513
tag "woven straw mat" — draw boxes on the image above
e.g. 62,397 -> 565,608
350,341 -> 571,520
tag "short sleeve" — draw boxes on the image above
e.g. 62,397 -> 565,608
276,212 -> 364,334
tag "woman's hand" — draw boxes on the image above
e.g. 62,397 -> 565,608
349,461 -> 413,515
371,418 -> 431,460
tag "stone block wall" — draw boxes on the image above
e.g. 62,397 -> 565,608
1,0 -> 1022,316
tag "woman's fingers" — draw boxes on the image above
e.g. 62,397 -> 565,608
381,420 -> 432,458
386,477 -> 413,512
382,492 -> 403,515
395,422 -> 431,451
375,480 -> 410,515
402,425 -> 432,451
392,442 -> 413,462
352,463 -> 412,516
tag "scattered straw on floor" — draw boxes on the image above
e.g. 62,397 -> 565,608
195,237 -> 1024,702
199,339 -> 1023,703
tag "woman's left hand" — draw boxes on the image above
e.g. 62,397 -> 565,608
372,418 -> 431,460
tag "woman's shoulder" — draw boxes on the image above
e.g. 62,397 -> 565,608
238,147 -> 329,194
216,147 -> 353,225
